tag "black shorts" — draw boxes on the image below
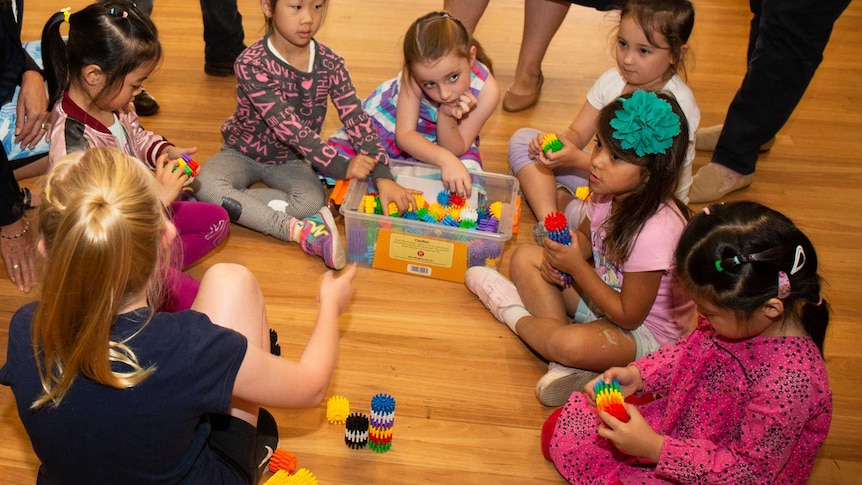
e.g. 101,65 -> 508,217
208,408 -> 279,485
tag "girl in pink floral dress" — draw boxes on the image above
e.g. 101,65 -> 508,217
543,201 -> 832,484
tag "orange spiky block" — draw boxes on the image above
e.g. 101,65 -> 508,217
594,378 -> 630,422
268,448 -> 297,474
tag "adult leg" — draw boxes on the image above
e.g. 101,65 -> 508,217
443,0 -> 490,33
690,0 -> 851,202
200,0 -> 247,75
503,0 -> 572,112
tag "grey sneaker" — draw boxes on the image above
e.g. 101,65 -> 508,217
535,362 -> 599,407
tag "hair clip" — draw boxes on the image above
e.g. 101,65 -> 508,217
61,7 -> 71,23
789,245 -> 806,275
777,271 -> 791,299
714,259 -> 724,272
108,7 -> 129,18
610,90 -> 681,157
702,207 -> 711,215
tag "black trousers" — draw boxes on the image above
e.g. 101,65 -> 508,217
713,0 -> 851,175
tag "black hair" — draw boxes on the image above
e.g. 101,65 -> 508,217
41,0 -> 161,108
595,91 -> 690,264
675,201 -> 829,353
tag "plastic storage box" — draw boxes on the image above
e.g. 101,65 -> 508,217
339,160 -> 520,282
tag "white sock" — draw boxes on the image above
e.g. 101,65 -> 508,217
501,305 -> 530,335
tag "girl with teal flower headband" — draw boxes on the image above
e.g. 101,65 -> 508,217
465,89 -> 695,419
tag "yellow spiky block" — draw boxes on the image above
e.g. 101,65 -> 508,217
326,395 -> 350,424
264,468 -> 318,485
574,186 -> 590,200
411,194 -> 427,210
489,201 -> 503,219
428,202 -> 447,221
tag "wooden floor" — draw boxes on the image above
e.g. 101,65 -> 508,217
2,0 -> 861,483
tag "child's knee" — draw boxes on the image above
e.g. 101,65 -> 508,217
508,127 -> 540,174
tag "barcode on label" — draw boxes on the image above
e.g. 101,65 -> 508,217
407,265 -> 431,275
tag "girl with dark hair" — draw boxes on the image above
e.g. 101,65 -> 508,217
41,0 -> 230,311
541,200 -> 831,484
466,90 -> 695,407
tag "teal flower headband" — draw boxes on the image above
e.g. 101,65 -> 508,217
609,90 -> 681,157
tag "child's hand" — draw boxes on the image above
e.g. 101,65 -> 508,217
585,365 -> 643,405
597,404 -> 664,462
346,155 -> 377,180
166,146 -> 198,163
528,132 -> 548,158
536,138 -> 575,170
440,157 -> 472,198
319,263 -> 358,315
440,90 -> 478,120
540,236 -> 582,282
154,153 -> 191,205
377,178 -> 420,216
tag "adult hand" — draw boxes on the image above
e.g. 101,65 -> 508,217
15,71 -> 50,150
1,216 -> 37,293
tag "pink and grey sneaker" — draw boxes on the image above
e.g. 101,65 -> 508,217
298,207 -> 346,270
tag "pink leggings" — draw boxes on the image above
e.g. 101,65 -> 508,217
162,201 -> 230,312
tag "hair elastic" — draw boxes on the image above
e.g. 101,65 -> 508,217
815,296 -> 824,306
789,245 -> 806,275
61,7 -> 71,23
714,260 -> 723,272
777,271 -> 791,299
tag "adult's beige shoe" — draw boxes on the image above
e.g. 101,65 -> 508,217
688,163 -> 755,204
502,72 -> 544,113
695,124 -> 776,152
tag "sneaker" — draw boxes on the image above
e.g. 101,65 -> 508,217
464,266 -> 524,323
532,221 -> 547,246
255,408 -> 279,482
535,362 -> 600,407
298,207 -> 346,270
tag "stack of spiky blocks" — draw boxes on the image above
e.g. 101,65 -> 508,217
543,211 -> 573,285
594,378 -> 630,422
368,393 -> 395,453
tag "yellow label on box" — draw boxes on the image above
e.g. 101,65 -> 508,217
372,229 -> 468,282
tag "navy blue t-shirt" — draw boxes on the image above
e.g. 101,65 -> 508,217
0,302 -> 249,484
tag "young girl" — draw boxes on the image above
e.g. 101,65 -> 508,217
41,1 -> 229,312
466,90 -> 695,407
544,201 -> 832,484
0,147 -> 358,483
509,0 -> 699,243
328,11 -> 500,199
195,0 -> 410,269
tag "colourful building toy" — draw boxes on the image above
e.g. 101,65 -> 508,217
268,449 -> 297,474
594,378 -> 630,423
542,133 -> 564,153
345,413 -> 369,449
263,468 -> 318,485
326,395 -> 350,425
368,393 -> 396,453
172,154 -> 199,177
543,211 -> 573,285
574,186 -> 590,200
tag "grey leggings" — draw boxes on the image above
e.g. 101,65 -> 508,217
195,147 -> 325,241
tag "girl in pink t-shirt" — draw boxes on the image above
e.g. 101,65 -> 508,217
543,201 -> 832,484
466,90 -> 694,407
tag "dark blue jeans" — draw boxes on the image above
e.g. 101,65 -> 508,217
135,0 -> 246,64
713,0 -> 851,175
